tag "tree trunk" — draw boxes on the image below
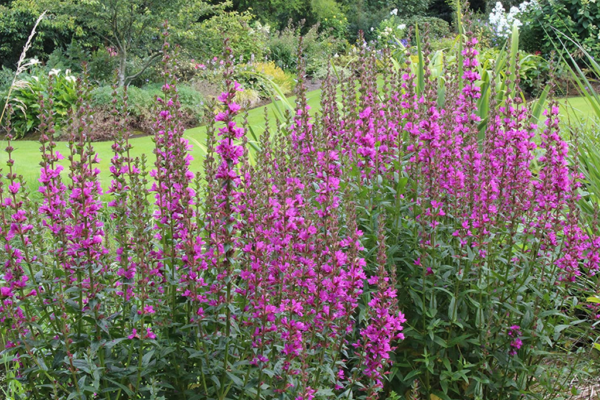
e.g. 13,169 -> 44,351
118,50 -> 127,87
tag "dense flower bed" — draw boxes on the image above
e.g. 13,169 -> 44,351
1,24 -> 598,400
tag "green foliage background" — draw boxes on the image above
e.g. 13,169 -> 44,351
520,0 -> 600,62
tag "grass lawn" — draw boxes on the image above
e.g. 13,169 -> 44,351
0,89 -> 322,193
560,96 -> 599,121
0,92 -> 594,193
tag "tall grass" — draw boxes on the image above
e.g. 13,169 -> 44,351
0,12 -> 46,129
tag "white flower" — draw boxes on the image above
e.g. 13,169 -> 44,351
254,21 -> 271,34
513,18 -> 522,29
489,0 -> 539,39
48,69 -> 61,76
390,8 -> 398,16
397,24 -> 406,30
370,27 -> 374,31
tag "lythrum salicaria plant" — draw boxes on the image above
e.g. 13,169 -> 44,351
1,15 -> 599,400
333,20 -> 600,400
0,28 -> 404,399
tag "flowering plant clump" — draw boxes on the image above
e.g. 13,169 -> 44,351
488,1 -> 538,40
331,23 -> 599,398
375,13 -> 409,50
4,67 -> 79,138
507,325 -> 523,356
0,30 -> 405,399
0,17 -> 599,400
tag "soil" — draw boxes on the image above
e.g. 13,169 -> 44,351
304,78 -> 323,93
572,378 -> 600,399
555,76 -> 600,98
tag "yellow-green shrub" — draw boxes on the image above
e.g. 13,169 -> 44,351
253,61 -> 296,95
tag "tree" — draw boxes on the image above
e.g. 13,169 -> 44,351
0,0 -> 75,70
41,0 -> 228,86
339,0 -> 394,41
231,0 -> 311,28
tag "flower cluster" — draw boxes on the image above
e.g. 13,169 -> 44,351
488,1 -> 538,39
508,325 -> 523,356
1,21 -> 596,400
355,219 -> 406,396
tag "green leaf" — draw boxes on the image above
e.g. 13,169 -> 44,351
105,338 -> 127,350
415,24 -> 425,97
443,357 -> 452,372
225,371 -> 244,387
37,357 -> 48,371
587,296 -> 600,304
104,379 -> 134,396
71,359 -> 91,374
403,369 -> 422,383
142,349 -> 155,367
508,21 -> 520,95
448,296 -> 457,322
531,85 -> 550,123
210,375 -> 221,389
432,333 -> 448,348
432,391 -> 452,400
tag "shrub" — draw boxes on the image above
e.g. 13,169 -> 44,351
0,66 -> 15,92
89,83 -> 204,138
430,36 -> 457,52
186,10 -> 266,64
401,16 -> 451,39
0,3 -> 75,70
310,0 -> 349,39
465,11 -> 497,48
233,86 -> 261,107
393,0 -> 433,16
189,60 -> 289,107
476,47 -> 551,97
534,0 -> 600,59
267,22 -> 346,76
91,85 -> 154,117
252,61 -> 296,95
492,0 -> 600,62
2,68 -> 78,138
189,61 -> 257,107
375,15 -> 450,50
314,52 -> 354,81
343,2 -> 391,42
375,16 -> 409,49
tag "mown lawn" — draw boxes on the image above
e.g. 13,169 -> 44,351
0,90 -> 322,193
0,93 -> 593,192
560,95 -> 599,121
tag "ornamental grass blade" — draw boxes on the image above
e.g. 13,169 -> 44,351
415,24 -> 425,98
